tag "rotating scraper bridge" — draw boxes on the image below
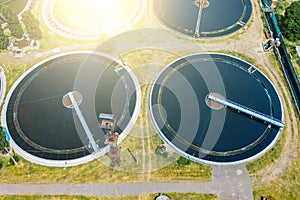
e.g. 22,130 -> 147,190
193,0 -> 205,38
207,93 -> 284,128
67,91 -> 99,153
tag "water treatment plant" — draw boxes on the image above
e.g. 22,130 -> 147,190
153,0 -> 252,37
42,0 -> 145,40
149,53 -> 284,165
1,51 -> 141,166
0,0 -> 299,199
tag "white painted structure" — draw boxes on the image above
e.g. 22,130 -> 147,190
67,91 -> 99,153
207,93 -> 284,128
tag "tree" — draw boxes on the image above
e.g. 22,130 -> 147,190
8,21 -> 23,38
0,128 -> 9,151
0,28 -> 9,49
279,1 -> 300,41
21,11 -> 42,39
0,5 -> 23,38
177,156 -> 191,168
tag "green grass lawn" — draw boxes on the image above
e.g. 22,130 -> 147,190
252,121 -> 300,200
0,156 -> 139,184
0,153 -> 211,184
246,53 -> 290,175
285,41 -> 300,81
0,0 -> 28,14
220,50 -> 300,199
0,193 -> 218,200
0,53 -> 211,184
246,128 -> 285,174
1,2 -> 298,198
250,52 -> 300,199
0,42 -> 212,185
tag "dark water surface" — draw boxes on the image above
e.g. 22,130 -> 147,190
154,0 -> 252,37
150,54 -> 283,163
6,53 -> 137,160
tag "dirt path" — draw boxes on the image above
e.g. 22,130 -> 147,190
144,84 -> 152,180
251,55 -> 299,187
139,86 -> 147,180
140,83 -> 153,180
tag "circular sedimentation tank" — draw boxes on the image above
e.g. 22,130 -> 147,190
42,0 -> 145,40
149,53 -> 283,165
154,0 -> 252,37
2,51 -> 141,167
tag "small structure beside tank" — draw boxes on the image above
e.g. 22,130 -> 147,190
99,113 -> 116,131
99,113 -> 121,166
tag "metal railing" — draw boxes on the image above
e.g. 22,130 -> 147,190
68,91 -> 99,152
194,0 -> 205,38
207,93 -> 284,128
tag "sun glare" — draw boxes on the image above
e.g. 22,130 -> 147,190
54,0 -> 136,33
71,0 -> 118,13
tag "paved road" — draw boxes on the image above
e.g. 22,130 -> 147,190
0,164 -> 253,199
212,164 -> 253,199
0,183 -> 213,196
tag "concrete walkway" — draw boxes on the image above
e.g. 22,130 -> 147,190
0,164 -> 253,199
211,164 -> 253,199
0,183 -> 213,196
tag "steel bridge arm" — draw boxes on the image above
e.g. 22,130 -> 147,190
207,94 -> 284,128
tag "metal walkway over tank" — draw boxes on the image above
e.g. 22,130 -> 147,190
68,91 -> 99,152
207,93 -> 284,128
194,0 -> 205,38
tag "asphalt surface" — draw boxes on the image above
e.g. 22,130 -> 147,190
0,164 -> 253,199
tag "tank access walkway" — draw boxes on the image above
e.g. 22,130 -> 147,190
68,91 -> 99,153
194,0 -> 205,38
207,93 -> 284,128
